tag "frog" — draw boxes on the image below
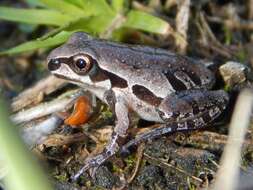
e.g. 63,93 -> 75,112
47,32 -> 229,180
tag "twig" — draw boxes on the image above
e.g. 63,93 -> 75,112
197,12 -> 232,58
174,130 -> 252,155
43,133 -> 88,147
207,16 -> 253,31
11,75 -> 67,112
11,89 -> 82,124
83,131 -> 101,145
249,0 -> 253,20
127,143 -> 145,184
165,0 -> 177,10
175,0 -> 190,53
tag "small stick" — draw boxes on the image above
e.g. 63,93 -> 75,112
127,143 -> 145,184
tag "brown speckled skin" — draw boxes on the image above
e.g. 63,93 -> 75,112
47,32 -> 229,180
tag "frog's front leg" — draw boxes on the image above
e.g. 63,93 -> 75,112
121,90 -> 229,152
71,94 -> 129,181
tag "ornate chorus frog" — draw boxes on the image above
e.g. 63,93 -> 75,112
47,32 -> 229,180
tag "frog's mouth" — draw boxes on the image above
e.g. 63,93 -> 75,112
53,73 -> 95,89
53,73 -> 81,84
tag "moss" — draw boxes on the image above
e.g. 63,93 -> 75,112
124,154 -> 135,168
235,49 -> 248,63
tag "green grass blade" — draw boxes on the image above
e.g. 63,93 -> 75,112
0,31 -> 72,55
40,0 -> 85,17
24,0 -> 44,7
111,0 -> 125,12
0,8 -> 117,56
81,0 -> 114,16
65,14 -> 116,35
0,7 -> 72,26
124,10 -> 170,34
63,0 -> 86,8
0,100 -> 53,190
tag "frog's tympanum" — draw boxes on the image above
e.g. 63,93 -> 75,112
47,32 -> 229,180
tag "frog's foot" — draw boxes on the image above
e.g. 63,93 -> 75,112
71,151 -> 112,181
72,132 -> 124,181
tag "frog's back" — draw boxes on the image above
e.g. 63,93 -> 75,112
92,39 -> 215,90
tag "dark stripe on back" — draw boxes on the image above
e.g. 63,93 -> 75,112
102,69 -> 128,88
87,60 -> 128,88
132,84 -> 162,106
89,68 -> 109,82
163,71 -> 187,91
186,71 -> 202,86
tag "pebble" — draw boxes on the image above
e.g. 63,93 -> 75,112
219,61 -> 247,87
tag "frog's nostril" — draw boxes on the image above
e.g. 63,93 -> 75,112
48,59 -> 61,71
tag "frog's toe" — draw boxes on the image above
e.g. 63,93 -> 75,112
72,152 -> 113,181
71,163 -> 91,181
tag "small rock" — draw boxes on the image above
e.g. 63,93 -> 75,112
219,61 -> 247,87
136,165 -> 163,188
94,166 -> 117,189
54,181 -> 79,190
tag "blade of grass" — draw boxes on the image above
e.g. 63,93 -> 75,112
0,99 -> 53,190
24,0 -> 44,7
0,7 -> 72,26
63,0 -> 86,8
64,14 -> 116,35
0,31 -> 72,55
81,0 -> 115,16
0,10 -> 116,55
111,0 -> 125,12
39,0 -> 85,17
123,10 -> 171,34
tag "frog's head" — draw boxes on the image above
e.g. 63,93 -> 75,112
47,32 -> 100,86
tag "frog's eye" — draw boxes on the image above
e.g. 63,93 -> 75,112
48,58 -> 61,71
73,55 -> 92,74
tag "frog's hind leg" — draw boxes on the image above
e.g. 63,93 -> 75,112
121,90 -> 229,152
157,90 -> 228,125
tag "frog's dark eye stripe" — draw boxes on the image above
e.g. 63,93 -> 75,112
48,54 -> 94,75
48,57 -> 71,71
